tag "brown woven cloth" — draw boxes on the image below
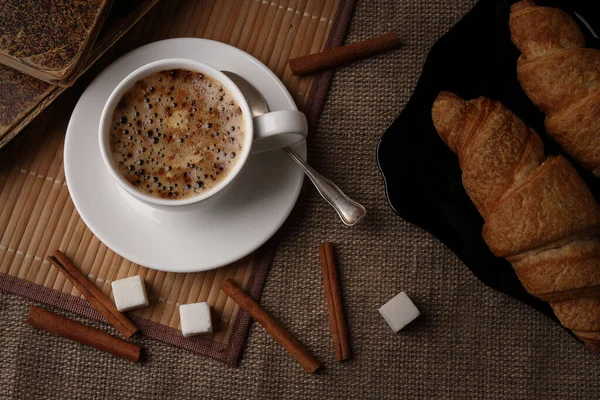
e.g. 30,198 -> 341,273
1,0 -> 599,398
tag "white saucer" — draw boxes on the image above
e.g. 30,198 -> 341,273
64,38 -> 305,273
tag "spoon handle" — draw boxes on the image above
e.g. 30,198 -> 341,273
283,147 -> 366,226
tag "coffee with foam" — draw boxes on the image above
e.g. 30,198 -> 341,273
109,69 -> 245,200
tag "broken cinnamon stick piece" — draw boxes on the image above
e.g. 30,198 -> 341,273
27,306 -> 141,363
47,250 -> 138,339
289,32 -> 401,76
319,242 -> 351,361
221,279 -> 321,374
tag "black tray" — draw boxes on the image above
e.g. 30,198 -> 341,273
377,0 -> 600,333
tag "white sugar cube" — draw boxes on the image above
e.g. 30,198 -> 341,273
111,275 -> 149,312
378,291 -> 420,332
179,302 -> 213,337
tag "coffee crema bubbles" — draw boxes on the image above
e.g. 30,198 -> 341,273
109,69 -> 246,200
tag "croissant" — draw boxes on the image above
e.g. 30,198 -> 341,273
509,0 -> 600,176
432,91 -> 600,351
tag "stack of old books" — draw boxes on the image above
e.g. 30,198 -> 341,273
0,0 -> 161,149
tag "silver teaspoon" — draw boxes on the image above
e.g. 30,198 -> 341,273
223,71 -> 366,226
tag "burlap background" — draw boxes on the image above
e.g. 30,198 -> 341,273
1,0 -> 599,398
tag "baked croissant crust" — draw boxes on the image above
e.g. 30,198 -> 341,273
509,0 -> 600,176
432,91 -> 600,351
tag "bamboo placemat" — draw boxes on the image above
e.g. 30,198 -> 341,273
0,0 -> 355,365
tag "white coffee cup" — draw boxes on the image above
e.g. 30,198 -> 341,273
98,58 -> 307,207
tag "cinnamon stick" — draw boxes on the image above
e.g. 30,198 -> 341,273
319,242 -> 351,361
289,32 -> 401,76
47,250 -> 138,339
220,279 -> 321,374
27,306 -> 141,363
